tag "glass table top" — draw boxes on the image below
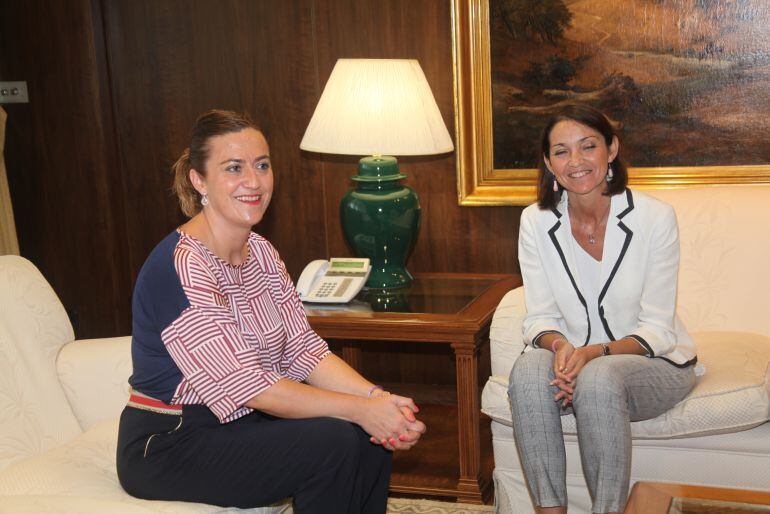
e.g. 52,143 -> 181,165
304,275 -> 501,315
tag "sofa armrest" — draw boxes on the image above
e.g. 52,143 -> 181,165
490,286 -> 527,378
56,336 -> 132,431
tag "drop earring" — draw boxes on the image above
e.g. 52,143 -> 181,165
553,174 -> 559,192
606,164 -> 614,182
201,194 -> 209,206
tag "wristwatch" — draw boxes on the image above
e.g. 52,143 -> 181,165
601,343 -> 611,356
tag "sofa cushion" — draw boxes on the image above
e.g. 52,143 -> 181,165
0,418 -> 289,513
648,186 -> 770,338
0,256 -> 82,472
482,331 -> 770,439
57,337 -> 133,431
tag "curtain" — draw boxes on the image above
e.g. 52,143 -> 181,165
0,106 -> 20,255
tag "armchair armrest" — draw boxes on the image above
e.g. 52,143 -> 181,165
490,286 -> 527,378
56,336 -> 132,431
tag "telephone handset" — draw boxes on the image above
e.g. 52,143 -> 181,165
296,257 -> 371,303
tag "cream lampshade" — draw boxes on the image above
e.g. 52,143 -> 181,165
300,58 -> 453,289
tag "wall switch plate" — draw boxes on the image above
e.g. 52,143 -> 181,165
0,81 -> 29,104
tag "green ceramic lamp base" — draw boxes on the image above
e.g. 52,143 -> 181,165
340,156 -> 420,289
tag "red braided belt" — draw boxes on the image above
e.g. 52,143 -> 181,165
127,389 -> 183,415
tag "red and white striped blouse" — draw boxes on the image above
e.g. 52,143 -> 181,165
160,231 -> 330,423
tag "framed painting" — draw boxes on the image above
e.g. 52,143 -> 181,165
452,0 -> 770,205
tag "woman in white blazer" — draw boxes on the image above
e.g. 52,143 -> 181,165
507,105 -> 697,514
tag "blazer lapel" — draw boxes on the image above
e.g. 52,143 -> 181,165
597,189 -> 635,340
548,195 -> 591,345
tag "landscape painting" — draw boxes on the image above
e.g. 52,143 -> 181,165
452,0 -> 770,205
491,0 -> 770,169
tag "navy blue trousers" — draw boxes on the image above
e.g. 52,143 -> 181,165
117,405 -> 392,513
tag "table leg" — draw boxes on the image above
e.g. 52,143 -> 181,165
451,341 -> 492,504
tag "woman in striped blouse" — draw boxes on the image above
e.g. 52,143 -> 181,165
117,109 -> 425,513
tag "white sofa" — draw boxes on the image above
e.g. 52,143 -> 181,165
0,255 -> 290,513
482,185 -> 770,514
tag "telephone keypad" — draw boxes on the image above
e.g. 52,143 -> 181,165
315,281 -> 337,298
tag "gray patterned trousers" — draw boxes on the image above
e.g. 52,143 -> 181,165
507,349 -> 695,513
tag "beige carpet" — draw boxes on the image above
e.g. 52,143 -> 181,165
386,497 -> 494,513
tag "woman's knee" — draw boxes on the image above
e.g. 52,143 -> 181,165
300,418 -> 392,471
510,349 -> 552,379
573,357 -> 625,404
294,419 -> 366,481
303,417 -> 360,449
508,349 -> 553,398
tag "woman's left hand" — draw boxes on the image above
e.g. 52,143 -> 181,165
367,389 -> 426,450
550,346 -> 601,407
560,346 -> 601,383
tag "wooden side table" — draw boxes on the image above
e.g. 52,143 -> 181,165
304,272 -> 521,504
625,482 -> 770,513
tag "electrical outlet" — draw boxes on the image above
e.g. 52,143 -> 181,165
0,81 -> 29,104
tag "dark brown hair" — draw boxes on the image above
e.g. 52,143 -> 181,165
536,104 -> 627,209
172,109 -> 260,217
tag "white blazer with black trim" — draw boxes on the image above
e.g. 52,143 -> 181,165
518,188 -> 697,367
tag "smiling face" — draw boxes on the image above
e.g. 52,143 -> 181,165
189,128 -> 273,231
544,120 -> 618,198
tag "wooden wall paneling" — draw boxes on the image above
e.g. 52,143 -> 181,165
239,1 -> 330,277
0,0 -> 131,337
103,0 -> 233,282
102,0 -> 328,282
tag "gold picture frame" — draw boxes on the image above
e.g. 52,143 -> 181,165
452,0 -> 770,206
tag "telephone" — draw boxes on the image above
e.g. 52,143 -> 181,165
296,257 -> 371,303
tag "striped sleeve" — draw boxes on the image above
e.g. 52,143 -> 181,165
161,248 -> 280,423
265,242 -> 330,380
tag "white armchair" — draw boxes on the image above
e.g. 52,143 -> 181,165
0,255 -> 289,513
482,185 -> 770,514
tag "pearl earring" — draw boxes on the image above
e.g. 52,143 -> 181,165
606,164 -> 614,182
553,174 -> 559,192
201,194 -> 209,206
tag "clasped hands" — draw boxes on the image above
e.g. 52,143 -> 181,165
363,389 -> 426,451
550,341 -> 599,408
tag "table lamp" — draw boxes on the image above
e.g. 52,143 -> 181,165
300,58 -> 453,289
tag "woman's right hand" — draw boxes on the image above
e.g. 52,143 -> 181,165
358,394 -> 425,451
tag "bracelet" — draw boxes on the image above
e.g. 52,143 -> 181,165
551,338 -> 566,353
367,385 -> 384,398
